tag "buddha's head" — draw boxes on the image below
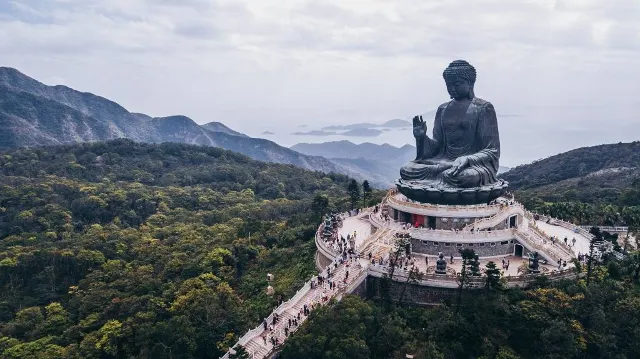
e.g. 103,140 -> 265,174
443,60 -> 476,100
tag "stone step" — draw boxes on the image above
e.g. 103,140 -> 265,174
244,340 -> 269,359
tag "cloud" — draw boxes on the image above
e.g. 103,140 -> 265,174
1,0 -> 639,167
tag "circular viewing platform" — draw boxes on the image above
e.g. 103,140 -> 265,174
314,189 -> 591,298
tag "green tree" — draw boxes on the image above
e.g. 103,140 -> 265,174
587,227 -> 602,286
456,248 -> 478,313
484,261 -> 503,290
311,194 -> 329,223
362,180 -> 372,207
469,253 -> 481,277
347,179 -> 361,210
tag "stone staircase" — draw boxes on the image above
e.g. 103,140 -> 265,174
221,260 -> 360,359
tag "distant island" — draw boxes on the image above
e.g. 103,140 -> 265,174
261,131 -> 275,135
322,119 -> 411,131
379,119 -> 412,127
341,128 -> 383,137
292,130 -> 337,136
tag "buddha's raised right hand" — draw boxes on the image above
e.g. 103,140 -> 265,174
412,115 -> 427,139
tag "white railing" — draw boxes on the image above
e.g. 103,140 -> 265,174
534,215 -> 593,239
464,202 -> 525,231
528,219 -> 584,257
387,193 -> 502,215
367,262 -> 577,288
410,228 -> 515,242
514,230 -> 559,266
315,227 -> 340,261
579,225 -> 629,233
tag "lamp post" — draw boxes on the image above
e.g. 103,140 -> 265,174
266,273 -> 274,296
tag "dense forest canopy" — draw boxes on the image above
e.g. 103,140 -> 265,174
0,140 -> 381,358
281,264 -> 640,359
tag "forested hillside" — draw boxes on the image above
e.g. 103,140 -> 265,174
0,140 -> 373,358
501,142 -> 640,227
281,267 -> 640,359
501,141 -> 640,193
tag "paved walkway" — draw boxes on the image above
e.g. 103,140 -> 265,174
224,253 -> 368,359
338,212 -> 372,248
534,221 -> 591,256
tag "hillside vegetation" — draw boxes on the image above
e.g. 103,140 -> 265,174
501,142 -> 640,227
0,140 -> 373,358
0,67 -> 389,188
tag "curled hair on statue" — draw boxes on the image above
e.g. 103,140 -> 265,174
442,59 -> 477,85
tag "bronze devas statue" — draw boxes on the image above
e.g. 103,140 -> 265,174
396,60 -> 507,205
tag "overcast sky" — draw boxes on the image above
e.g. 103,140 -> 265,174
1,0 -> 639,167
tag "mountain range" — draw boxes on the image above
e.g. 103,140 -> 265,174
6,66 -> 634,199
0,67 -> 394,187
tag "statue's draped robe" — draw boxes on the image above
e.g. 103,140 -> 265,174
400,97 -> 500,188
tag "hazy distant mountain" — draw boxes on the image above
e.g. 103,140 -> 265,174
292,141 -> 414,161
262,131 -> 275,135
0,67 -> 391,188
290,141 -> 515,187
341,128 -> 383,137
322,123 -> 378,131
292,130 -> 337,136
322,119 -> 411,131
290,141 -> 417,186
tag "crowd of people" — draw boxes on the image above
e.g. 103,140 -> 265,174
257,254 -> 365,355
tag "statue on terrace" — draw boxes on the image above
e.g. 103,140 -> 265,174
435,252 -> 447,275
396,60 -> 507,205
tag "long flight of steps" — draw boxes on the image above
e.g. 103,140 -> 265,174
234,262 -> 353,358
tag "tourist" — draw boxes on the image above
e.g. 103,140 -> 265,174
564,237 -> 568,245
263,319 -> 267,331
425,256 -> 429,266
450,254 -> 454,264
572,237 -> 576,247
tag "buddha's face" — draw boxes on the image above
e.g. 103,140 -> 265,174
446,77 -> 472,100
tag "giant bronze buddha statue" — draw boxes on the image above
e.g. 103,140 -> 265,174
396,60 -> 508,205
